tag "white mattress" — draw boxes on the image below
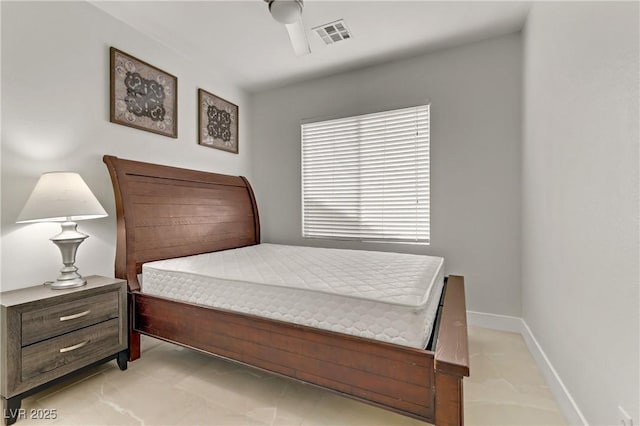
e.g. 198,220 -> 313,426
141,243 -> 445,349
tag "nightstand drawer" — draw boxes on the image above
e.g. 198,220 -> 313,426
22,290 -> 119,346
21,318 -> 121,381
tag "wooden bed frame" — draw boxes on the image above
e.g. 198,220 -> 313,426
103,155 -> 469,426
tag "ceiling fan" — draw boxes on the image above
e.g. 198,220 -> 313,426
264,0 -> 311,56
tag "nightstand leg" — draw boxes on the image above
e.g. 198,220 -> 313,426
2,396 -> 21,426
116,350 -> 128,371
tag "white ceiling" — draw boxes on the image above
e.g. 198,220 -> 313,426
92,1 -> 530,92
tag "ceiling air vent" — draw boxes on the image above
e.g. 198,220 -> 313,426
313,20 -> 352,45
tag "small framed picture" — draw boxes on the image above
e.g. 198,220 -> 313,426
198,88 -> 238,154
110,47 -> 178,138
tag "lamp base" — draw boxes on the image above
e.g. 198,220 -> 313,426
50,220 -> 89,291
50,276 -> 87,290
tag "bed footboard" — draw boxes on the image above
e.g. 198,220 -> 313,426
434,275 -> 470,425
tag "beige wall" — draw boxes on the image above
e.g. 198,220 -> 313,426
250,33 -> 523,317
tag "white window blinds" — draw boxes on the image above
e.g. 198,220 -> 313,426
301,104 -> 430,243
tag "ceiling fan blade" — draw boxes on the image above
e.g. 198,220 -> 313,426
285,19 -> 311,56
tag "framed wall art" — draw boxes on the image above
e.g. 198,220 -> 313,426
110,47 -> 177,138
198,88 -> 238,154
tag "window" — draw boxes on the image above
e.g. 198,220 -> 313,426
301,104 -> 430,244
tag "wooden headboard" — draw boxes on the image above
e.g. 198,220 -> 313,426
103,155 -> 260,291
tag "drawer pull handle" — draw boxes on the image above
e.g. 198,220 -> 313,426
59,340 -> 89,353
59,310 -> 91,322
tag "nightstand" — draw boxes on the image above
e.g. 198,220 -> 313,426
0,276 -> 128,425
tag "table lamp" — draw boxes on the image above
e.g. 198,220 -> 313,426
16,172 -> 108,289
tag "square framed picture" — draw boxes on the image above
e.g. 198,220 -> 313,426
198,88 -> 238,154
110,47 -> 178,138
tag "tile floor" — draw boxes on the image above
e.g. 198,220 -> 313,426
13,327 -> 567,425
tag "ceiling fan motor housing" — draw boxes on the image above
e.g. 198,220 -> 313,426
268,0 -> 303,24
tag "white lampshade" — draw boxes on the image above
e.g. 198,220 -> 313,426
16,172 -> 108,223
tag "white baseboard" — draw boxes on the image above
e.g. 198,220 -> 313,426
519,321 -> 589,426
467,311 -> 589,426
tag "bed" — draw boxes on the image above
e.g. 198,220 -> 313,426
103,155 -> 469,426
